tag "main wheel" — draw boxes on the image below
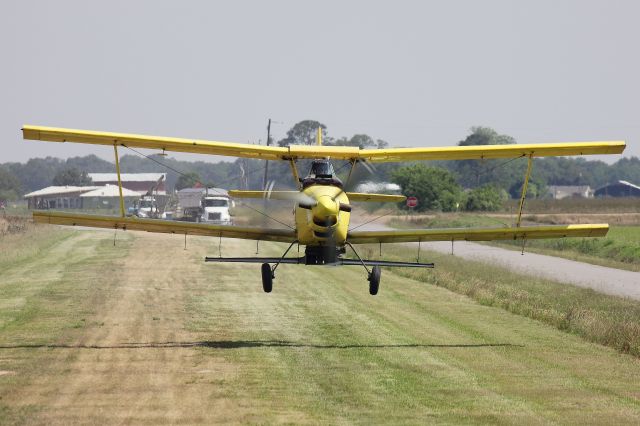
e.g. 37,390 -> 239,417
261,263 -> 273,293
368,265 -> 381,295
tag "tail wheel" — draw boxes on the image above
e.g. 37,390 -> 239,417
261,263 -> 273,293
368,265 -> 381,295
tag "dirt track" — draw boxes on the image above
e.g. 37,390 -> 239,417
1,229 -> 640,424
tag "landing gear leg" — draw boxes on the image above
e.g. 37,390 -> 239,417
260,240 -> 298,293
368,265 -> 381,295
345,242 -> 382,296
261,263 -> 273,293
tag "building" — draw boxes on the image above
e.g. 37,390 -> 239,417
79,185 -> 140,210
24,186 -> 98,209
24,185 -> 139,210
87,173 -> 167,194
595,180 -> 640,197
547,185 -> 593,199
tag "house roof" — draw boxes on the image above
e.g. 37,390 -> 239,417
88,173 -> 166,182
79,185 -> 140,198
547,185 -> 592,192
23,186 -> 99,198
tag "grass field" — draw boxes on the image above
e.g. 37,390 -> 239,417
1,225 -> 640,424
370,244 -> 640,357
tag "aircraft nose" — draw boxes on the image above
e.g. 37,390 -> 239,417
315,196 -> 339,217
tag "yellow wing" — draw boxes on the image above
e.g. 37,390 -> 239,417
23,125 -> 625,161
343,193 -> 406,202
347,224 -> 609,244
33,211 -> 297,243
228,190 -> 302,200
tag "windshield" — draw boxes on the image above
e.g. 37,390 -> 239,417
308,160 -> 335,178
139,200 -> 154,208
203,199 -> 228,207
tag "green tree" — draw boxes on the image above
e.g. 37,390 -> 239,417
451,127 -> 519,189
277,120 -> 328,147
465,185 -> 507,211
508,178 -> 547,199
331,134 -> 376,148
175,172 -> 202,190
52,168 -> 93,186
391,164 -> 463,212
0,167 -> 22,200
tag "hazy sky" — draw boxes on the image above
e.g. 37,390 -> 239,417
2,0 -> 638,164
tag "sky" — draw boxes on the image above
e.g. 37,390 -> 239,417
1,0 -> 638,164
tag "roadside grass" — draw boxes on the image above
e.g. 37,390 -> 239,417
366,243 -> 640,358
504,197 -> 640,214
389,213 -> 510,229
493,226 -> 640,272
389,213 -> 640,271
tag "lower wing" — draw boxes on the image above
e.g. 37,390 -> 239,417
33,211 -> 297,243
347,224 -> 608,244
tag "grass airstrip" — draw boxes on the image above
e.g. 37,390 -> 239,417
1,221 -> 640,424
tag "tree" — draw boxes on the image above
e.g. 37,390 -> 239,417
52,168 -> 92,186
175,172 -> 202,190
465,185 -> 507,211
0,167 -> 22,200
391,165 -> 463,212
508,177 -> 547,199
451,127 -> 519,189
277,120 -> 328,147
331,134 -> 376,148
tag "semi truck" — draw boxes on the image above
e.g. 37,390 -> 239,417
176,187 -> 233,224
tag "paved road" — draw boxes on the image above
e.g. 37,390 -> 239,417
356,223 -> 640,300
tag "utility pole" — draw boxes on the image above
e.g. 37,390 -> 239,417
262,118 -> 272,190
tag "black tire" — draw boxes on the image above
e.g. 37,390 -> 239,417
261,263 -> 273,293
368,265 -> 381,295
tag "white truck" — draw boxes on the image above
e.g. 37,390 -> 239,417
177,187 -> 233,224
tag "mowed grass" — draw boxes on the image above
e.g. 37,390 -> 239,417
369,243 -> 640,357
1,225 -> 640,423
0,225 -> 133,424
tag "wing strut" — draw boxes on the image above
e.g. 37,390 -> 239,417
516,154 -> 533,227
113,145 -> 125,218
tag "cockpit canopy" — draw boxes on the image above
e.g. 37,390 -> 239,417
302,160 -> 343,188
308,160 -> 335,178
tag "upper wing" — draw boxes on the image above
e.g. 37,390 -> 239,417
33,211 -> 297,243
347,224 -> 608,244
358,142 -> 625,162
23,125 -> 625,161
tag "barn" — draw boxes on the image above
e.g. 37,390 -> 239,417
594,180 -> 640,197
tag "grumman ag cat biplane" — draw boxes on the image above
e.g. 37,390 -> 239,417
22,125 -> 625,295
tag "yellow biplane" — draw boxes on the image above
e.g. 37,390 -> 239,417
22,125 -> 625,295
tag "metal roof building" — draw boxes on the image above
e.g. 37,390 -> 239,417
88,173 -> 166,194
595,180 -> 640,197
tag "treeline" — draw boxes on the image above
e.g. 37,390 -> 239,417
1,122 -> 638,204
